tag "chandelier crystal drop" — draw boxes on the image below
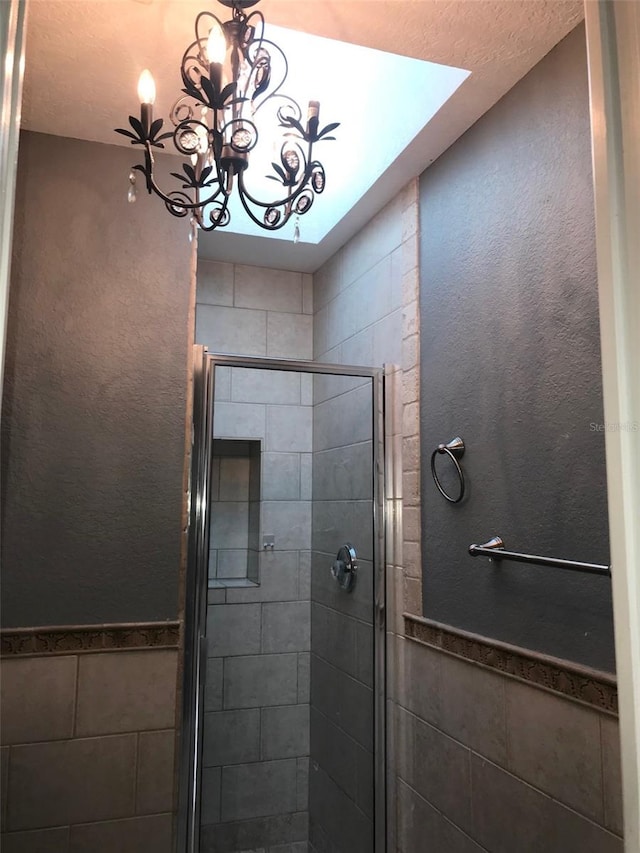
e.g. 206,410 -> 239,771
115,0 -> 339,233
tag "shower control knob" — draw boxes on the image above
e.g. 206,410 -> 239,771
332,559 -> 346,582
331,544 -> 357,593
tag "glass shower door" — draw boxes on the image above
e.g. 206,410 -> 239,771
180,351 -> 385,853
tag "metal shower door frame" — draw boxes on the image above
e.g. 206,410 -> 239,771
178,348 -> 388,853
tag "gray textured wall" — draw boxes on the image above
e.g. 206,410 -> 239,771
419,24 -> 614,671
2,131 -> 192,627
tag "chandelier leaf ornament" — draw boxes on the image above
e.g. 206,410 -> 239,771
115,0 -> 339,234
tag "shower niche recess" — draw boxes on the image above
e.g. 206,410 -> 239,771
208,438 -> 261,587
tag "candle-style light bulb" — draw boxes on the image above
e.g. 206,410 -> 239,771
206,24 -> 226,95
137,69 -> 156,137
307,100 -> 320,135
137,69 -> 156,105
206,24 -> 227,65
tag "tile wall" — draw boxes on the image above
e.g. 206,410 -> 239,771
312,183 -> 419,853
309,373 -> 375,853
0,648 -> 178,852
395,637 -> 623,852
196,262 -> 313,851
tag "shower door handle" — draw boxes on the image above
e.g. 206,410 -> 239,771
331,543 -> 357,592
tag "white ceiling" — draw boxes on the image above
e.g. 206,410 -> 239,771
21,0 -> 584,272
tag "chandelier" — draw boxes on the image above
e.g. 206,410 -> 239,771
115,0 -> 339,234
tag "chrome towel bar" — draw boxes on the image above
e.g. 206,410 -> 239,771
468,536 -> 611,577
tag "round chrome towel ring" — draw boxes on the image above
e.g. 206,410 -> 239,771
430,437 -> 465,503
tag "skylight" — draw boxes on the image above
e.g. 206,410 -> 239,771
221,25 -> 470,245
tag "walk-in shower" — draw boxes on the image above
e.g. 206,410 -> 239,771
178,348 -> 387,853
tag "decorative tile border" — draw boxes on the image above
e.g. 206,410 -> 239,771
1,621 -> 181,657
404,613 -> 618,715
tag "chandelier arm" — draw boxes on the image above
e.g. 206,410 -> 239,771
236,138 -> 313,212
138,144 -> 228,214
246,37 -> 288,116
235,177 -> 295,231
192,189 -> 232,231
237,172 -> 308,214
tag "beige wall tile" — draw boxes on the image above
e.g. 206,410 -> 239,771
438,653 -> 507,766
601,714 -> 623,835
402,300 -> 419,339
397,779 -> 482,853
402,401 -> 419,439
266,405 -> 312,453
213,401 -> 266,440
395,638 -> 441,724
506,680 -> 603,823
402,471 -> 420,506
136,730 -> 175,815
402,542 -> 421,579
402,269 -> 419,308
1,746 -> 8,824
197,260 -> 234,307
266,312 -> 313,359
231,368 -> 301,405
471,755 -> 622,853
341,327 -> 374,367
235,266 -> 302,313
397,708 -> 472,833
390,246 -> 403,312
341,197 -> 402,288
196,304 -> 266,356
313,304 -> 330,359
8,734 -> 136,830
372,310 -> 403,367
302,273 -> 313,315
1,826 -> 70,853
402,506 -> 421,543
403,577 -> 422,617
313,250 -> 344,311
68,813 -> 172,853
1,656 -> 77,745
75,650 -> 177,737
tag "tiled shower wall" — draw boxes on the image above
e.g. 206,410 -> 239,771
195,262 -> 313,851
0,648 -> 178,852
312,183 -> 418,853
309,374 -> 375,853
